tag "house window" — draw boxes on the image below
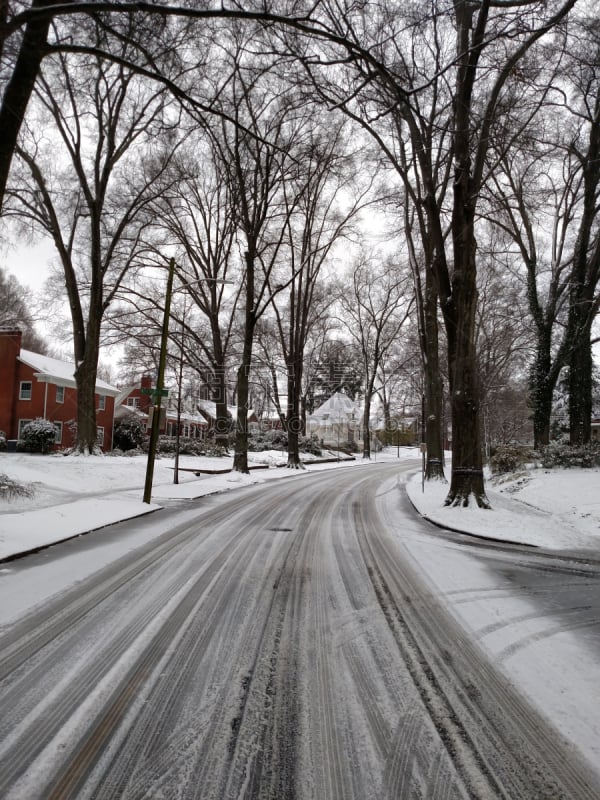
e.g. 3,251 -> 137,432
18,419 -> 32,438
53,421 -> 63,444
98,395 -> 106,411
126,397 -> 140,408
19,381 -> 32,400
96,426 -> 104,447
56,385 -> 65,403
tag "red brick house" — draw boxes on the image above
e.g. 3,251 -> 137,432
0,328 -> 120,452
114,375 -> 208,440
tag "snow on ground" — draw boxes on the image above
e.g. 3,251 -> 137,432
2,447 -> 600,560
396,467 -> 600,774
406,465 -> 600,552
0,448 -> 364,560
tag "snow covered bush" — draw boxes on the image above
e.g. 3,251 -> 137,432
109,447 -> 146,457
0,473 -> 34,500
156,437 -> 209,456
113,418 -> 145,451
203,444 -> 228,457
20,418 -> 57,454
0,430 -> 6,451
489,445 -> 530,475
175,438 -> 206,456
538,442 -> 600,469
300,434 -> 322,456
236,429 -> 322,455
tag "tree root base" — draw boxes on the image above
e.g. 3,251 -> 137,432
444,492 -> 491,509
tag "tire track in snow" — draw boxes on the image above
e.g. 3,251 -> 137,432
2,463 -> 599,799
0,492 -> 285,797
360,482 -> 600,799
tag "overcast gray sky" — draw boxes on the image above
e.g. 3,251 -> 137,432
4,238 -> 54,293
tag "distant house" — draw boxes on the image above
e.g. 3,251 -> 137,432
115,374 -> 208,440
259,410 -> 285,431
306,392 -> 362,448
113,374 -> 154,425
0,328 -> 119,452
196,398 -> 258,435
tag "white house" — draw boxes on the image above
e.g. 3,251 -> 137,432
307,392 -> 363,448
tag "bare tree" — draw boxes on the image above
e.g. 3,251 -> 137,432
148,138 -> 242,449
282,0 -> 577,504
375,334 -> 424,448
486,138 -> 573,448
205,38 -> 313,473
0,4 -> 329,210
338,254 -> 413,460
485,15 -> 600,448
0,265 -> 47,352
5,25 -> 178,452
563,19 -> 600,445
268,120 -> 369,468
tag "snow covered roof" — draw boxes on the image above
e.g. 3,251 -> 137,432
197,399 -> 255,421
113,384 -> 138,407
114,405 -> 147,420
196,399 -> 219,419
18,349 -> 120,396
309,392 -> 362,420
177,412 -> 208,425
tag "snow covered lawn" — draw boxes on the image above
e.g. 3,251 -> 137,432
406,466 -> 600,551
0,448 -> 360,560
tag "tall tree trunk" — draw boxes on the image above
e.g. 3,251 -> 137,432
286,358 -> 304,469
233,249 -> 255,473
362,396 -> 371,459
529,342 -> 555,449
406,202 -> 446,480
233,361 -> 250,472
213,363 -> 230,450
72,215 -> 104,454
443,190 -> 489,506
73,290 -> 102,455
440,8 -> 489,507
568,318 -> 593,445
423,269 -> 445,480
446,309 -> 488,506
74,356 -> 99,453
300,394 -> 307,436
566,87 -> 600,445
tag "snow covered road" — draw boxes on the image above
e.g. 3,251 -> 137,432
0,462 -> 598,799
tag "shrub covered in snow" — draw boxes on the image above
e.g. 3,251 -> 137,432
109,447 -> 146,457
203,444 -> 229,457
154,437 -> 225,457
538,441 -> 600,469
233,429 -> 286,452
0,430 -> 6,451
301,434 -> 323,456
20,418 -> 57,454
489,445 -> 530,475
233,429 -> 322,455
0,472 -> 34,500
113,418 -> 145,451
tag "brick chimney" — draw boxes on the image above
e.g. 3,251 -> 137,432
139,373 -> 153,413
0,328 -> 22,437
